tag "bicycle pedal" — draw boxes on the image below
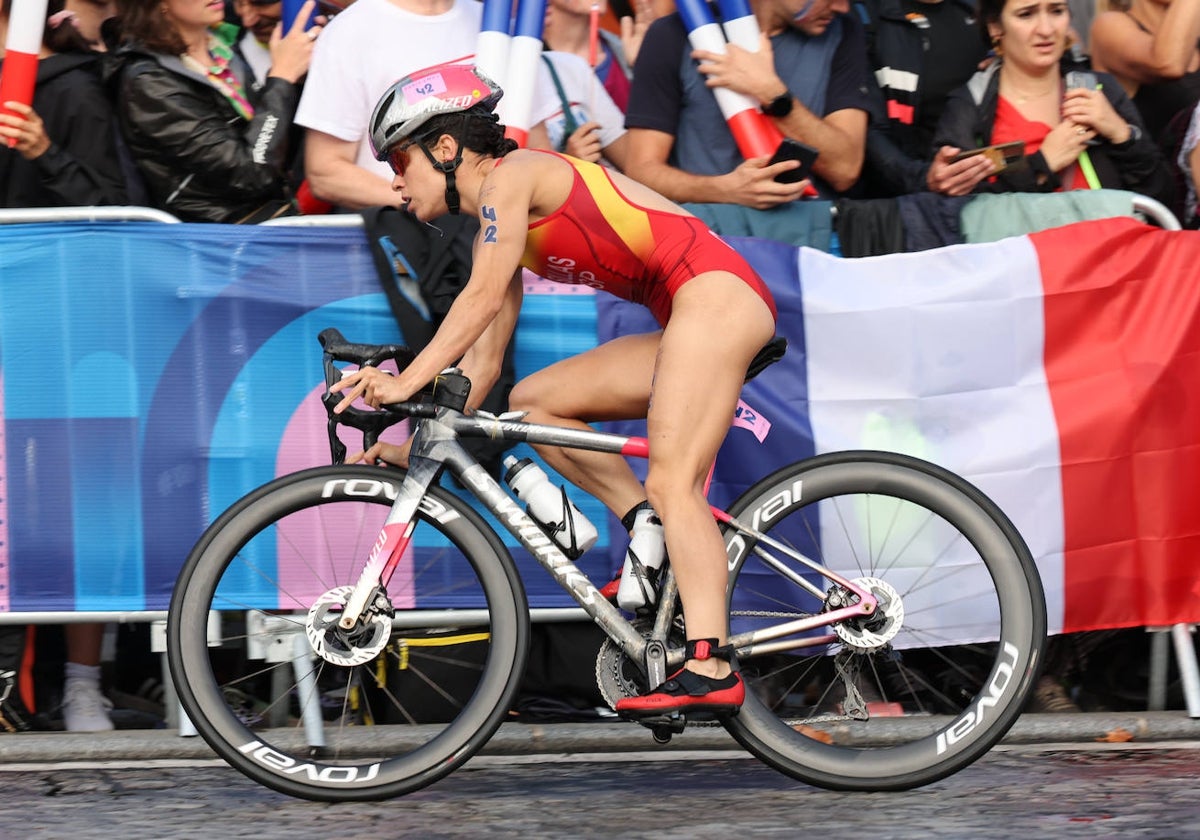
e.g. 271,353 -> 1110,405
626,710 -> 687,729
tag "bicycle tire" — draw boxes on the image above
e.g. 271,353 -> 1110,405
720,450 -> 1046,791
168,465 -> 530,801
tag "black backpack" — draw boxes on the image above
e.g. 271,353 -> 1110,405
359,207 -> 518,476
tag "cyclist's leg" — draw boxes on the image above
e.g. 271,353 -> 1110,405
508,331 -> 659,518
643,271 -> 775,680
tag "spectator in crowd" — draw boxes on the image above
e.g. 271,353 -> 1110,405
0,0 -> 145,732
1180,99 -> 1200,225
926,0 -> 1172,204
108,0 -> 319,223
296,0 -> 553,211
528,49 -> 631,169
623,0 -> 874,235
231,0 -> 280,85
541,0 -> 657,112
0,0 -> 135,208
65,0 -> 117,49
1089,0 -> 1200,150
858,0 -> 990,198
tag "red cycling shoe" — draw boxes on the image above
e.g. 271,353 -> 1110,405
615,638 -> 744,717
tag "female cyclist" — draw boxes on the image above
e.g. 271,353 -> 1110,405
330,62 -> 781,717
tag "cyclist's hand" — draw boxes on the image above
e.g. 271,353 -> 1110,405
347,440 -> 411,469
329,365 -> 410,413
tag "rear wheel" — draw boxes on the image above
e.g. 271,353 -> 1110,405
721,451 -> 1045,790
168,465 -> 529,801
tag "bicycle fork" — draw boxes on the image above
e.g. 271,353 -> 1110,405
335,454 -> 441,631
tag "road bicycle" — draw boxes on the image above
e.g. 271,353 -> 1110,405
167,328 -> 1047,802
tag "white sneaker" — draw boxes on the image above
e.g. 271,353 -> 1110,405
62,678 -> 115,732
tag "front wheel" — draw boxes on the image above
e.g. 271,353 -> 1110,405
168,465 -> 530,801
721,450 -> 1046,791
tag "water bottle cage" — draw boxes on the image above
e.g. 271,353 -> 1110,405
526,486 -> 586,560
624,545 -> 662,603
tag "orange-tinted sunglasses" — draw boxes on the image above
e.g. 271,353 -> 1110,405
386,140 -> 417,176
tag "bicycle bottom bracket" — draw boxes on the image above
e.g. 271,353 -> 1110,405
306,585 -> 392,666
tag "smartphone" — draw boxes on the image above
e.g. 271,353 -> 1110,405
950,140 -> 1025,171
768,139 -> 820,184
1064,71 -> 1100,92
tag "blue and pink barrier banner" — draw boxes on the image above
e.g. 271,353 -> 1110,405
4,217 -> 1199,635
0,221 -> 606,614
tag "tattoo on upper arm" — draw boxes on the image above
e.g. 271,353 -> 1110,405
481,204 -> 498,244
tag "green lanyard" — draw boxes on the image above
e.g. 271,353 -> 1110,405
540,54 -> 579,152
1078,150 -> 1102,190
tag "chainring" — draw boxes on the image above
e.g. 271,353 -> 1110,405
595,618 -> 685,710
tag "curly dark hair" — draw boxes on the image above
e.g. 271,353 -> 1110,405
114,0 -> 188,54
417,108 -> 519,159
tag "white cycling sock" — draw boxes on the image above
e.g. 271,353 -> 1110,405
65,661 -> 101,684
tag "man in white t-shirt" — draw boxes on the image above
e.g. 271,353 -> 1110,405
296,0 -> 558,210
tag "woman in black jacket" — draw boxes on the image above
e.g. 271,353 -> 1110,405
925,0 -> 1173,206
108,0 -> 319,223
0,0 -> 140,207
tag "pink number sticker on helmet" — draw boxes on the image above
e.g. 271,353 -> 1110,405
401,72 -> 448,104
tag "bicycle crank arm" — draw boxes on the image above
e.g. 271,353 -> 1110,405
644,638 -> 667,688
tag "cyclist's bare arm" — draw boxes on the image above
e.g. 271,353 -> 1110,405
332,160 -> 535,413
458,271 -> 523,409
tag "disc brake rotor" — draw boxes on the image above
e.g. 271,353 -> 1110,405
831,577 -> 904,651
306,585 -> 392,666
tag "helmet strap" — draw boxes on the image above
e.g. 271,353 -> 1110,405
417,118 -> 469,215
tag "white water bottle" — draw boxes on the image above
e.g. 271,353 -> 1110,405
616,507 -> 666,610
503,456 -> 598,558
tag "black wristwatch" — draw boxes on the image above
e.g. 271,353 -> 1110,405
761,90 -> 794,118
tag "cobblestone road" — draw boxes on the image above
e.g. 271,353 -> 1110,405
2,744 -> 1197,839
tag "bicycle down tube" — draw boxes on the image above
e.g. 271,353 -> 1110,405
341,405 -> 654,667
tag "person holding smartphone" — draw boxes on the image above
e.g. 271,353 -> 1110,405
925,0 -> 1171,203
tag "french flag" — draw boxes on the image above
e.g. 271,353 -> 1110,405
603,217 -> 1200,635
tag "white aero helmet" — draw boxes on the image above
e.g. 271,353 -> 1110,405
369,62 -> 504,161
